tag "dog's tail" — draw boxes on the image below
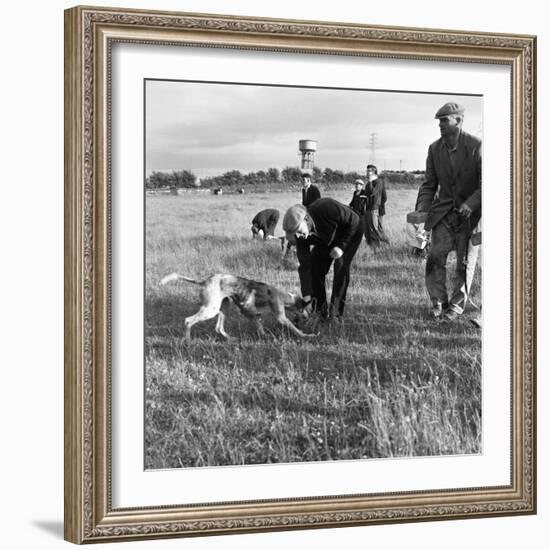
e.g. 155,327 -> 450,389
160,273 -> 204,286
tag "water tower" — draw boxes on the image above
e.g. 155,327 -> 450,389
298,139 -> 317,172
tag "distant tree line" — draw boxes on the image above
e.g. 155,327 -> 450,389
201,168 -> 282,189
146,170 -> 198,189
146,167 -> 425,189
381,170 -> 425,186
200,166 -> 367,188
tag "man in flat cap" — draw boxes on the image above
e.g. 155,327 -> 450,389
283,198 -> 363,319
415,101 -> 481,322
349,178 -> 369,215
301,169 -> 321,207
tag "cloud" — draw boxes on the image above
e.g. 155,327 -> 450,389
146,80 -> 482,175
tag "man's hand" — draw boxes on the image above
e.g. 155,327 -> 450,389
458,203 -> 472,218
407,210 -> 427,224
329,247 -> 343,260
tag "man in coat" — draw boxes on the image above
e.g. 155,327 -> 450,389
301,169 -> 321,207
251,208 -> 280,239
415,102 -> 482,322
282,198 -> 363,319
363,164 -> 389,246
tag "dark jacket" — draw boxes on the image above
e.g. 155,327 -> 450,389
302,184 -> 321,207
306,198 -> 361,251
251,208 -> 280,237
349,189 -> 369,215
368,178 -> 387,216
416,130 -> 482,231
295,198 -> 363,304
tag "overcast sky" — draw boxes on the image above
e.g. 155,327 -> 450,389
145,80 -> 482,179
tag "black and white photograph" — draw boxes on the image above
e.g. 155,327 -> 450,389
144,79 -> 483,469
56,2 -> 539,546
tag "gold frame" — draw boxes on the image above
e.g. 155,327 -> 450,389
64,5 -> 537,544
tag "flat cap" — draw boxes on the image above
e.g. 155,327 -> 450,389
300,169 -> 312,178
434,102 -> 465,118
354,179 -> 365,185
283,204 -> 307,243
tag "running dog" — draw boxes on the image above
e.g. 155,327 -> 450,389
160,273 -> 315,340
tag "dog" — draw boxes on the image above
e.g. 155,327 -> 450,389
160,273 -> 315,340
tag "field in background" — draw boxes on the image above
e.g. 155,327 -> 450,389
145,188 -> 481,469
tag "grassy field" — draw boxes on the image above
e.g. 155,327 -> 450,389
145,187 -> 481,469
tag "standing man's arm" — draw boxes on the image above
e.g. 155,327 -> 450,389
416,146 -> 438,212
332,206 -> 361,253
459,141 -> 482,217
359,190 -> 369,214
379,184 -> 387,217
311,185 -> 321,203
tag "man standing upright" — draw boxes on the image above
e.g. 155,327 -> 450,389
363,164 -> 389,246
415,102 -> 482,322
301,169 -> 321,206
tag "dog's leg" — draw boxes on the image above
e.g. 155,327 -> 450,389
215,299 -> 234,340
268,298 -> 315,338
276,314 -> 316,338
250,315 -> 266,337
184,304 -> 221,340
184,282 -> 228,340
238,308 -> 266,338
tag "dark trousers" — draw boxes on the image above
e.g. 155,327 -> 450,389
363,210 -> 389,246
297,225 -> 363,316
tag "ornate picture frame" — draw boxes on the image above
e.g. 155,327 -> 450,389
64,5 -> 536,544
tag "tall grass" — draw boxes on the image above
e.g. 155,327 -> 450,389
145,189 -> 481,469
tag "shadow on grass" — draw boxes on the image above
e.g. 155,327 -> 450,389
146,293 -> 481,357
146,324 -> 478,387
146,293 -> 308,343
